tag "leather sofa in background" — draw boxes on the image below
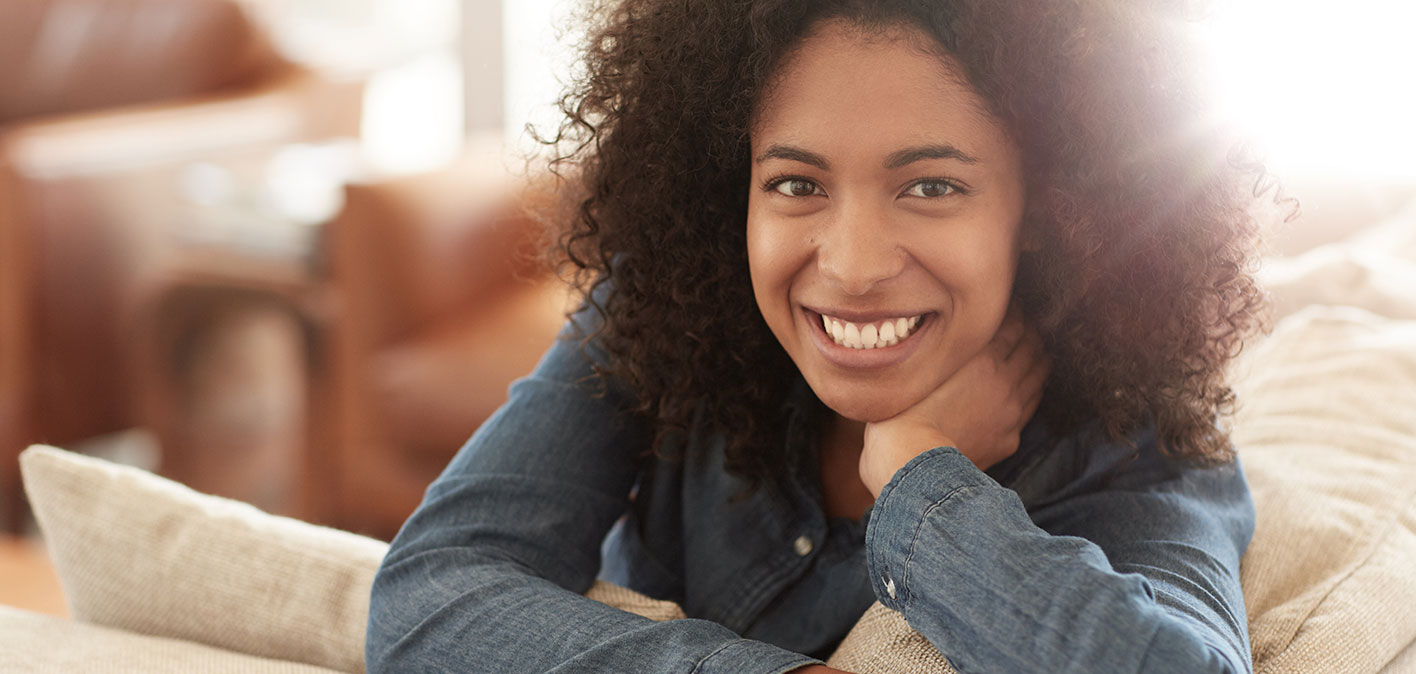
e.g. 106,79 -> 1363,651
320,153 -> 572,539
0,0 -> 363,532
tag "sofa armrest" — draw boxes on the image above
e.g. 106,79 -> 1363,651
0,165 -> 31,532
327,150 -> 554,346
0,67 -> 362,179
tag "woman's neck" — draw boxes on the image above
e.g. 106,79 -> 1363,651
823,414 -> 866,457
817,414 -> 874,521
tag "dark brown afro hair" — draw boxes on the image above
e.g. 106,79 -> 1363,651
538,0 -> 1274,490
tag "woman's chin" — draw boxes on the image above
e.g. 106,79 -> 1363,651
812,387 -> 915,424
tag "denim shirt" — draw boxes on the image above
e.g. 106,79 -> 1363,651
367,308 -> 1256,674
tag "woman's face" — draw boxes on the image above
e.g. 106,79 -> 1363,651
747,20 -> 1027,423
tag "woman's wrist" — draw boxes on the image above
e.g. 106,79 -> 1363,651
860,423 -> 958,497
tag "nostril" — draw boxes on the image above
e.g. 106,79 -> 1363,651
816,240 -> 905,295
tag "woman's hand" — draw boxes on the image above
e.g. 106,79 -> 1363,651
859,304 -> 1050,496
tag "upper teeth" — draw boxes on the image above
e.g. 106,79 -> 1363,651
821,314 -> 922,349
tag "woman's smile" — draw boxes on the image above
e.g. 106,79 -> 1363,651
801,306 -> 936,369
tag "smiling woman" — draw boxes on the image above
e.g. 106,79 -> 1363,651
747,20 -> 1043,497
747,20 -> 1029,424
366,1 -> 1272,673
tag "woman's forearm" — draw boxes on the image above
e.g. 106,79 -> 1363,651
865,445 -> 1253,674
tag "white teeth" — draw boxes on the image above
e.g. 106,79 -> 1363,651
843,322 -> 861,348
820,313 -> 924,350
861,324 -> 878,349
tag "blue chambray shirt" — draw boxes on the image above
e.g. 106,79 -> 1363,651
367,307 -> 1255,674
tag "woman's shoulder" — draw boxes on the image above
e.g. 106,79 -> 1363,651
529,278 -> 620,382
990,414 -> 1246,513
512,284 -> 652,424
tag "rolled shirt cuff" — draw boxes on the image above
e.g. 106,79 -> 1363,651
865,445 -> 994,612
692,637 -> 823,674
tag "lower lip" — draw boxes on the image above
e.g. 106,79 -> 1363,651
803,308 -> 933,370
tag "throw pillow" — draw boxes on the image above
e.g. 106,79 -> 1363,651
21,445 -> 385,673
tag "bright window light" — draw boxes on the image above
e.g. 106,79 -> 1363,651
504,0 -> 580,156
1201,0 -> 1416,179
361,53 -> 465,174
249,0 -> 464,174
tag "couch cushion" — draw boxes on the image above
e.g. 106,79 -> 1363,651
20,445 -> 385,674
1259,194 -> 1416,324
0,604 -> 342,674
1259,245 -> 1416,324
1230,306 -> 1416,674
826,602 -> 958,674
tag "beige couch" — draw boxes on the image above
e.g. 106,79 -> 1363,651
3,203 -> 1416,673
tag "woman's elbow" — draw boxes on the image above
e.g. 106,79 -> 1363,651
365,556 -> 435,674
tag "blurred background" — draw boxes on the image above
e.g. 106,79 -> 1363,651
1,0 -> 1414,614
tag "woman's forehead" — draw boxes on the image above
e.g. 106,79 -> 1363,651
750,20 -> 1013,165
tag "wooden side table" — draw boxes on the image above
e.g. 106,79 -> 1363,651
127,241 -> 339,526
122,143 -> 355,526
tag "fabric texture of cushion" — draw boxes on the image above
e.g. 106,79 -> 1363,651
0,604 -> 342,674
1259,197 -> 1416,324
20,445 -> 384,674
826,603 -> 957,673
1230,306 -> 1416,674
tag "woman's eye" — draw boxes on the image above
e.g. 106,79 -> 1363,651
772,179 -> 821,197
903,180 -> 957,198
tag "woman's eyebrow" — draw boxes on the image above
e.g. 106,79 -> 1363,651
884,144 -> 981,169
754,143 -> 981,170
754,144 -> 830,170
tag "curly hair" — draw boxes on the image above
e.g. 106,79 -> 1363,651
537,0 -> 1273,490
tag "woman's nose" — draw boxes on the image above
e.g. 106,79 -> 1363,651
815,206 -> 905,296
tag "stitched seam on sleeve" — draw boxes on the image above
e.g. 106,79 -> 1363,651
901,484 -> 975,610
691,638 -> 746,674
868,447 -> 949,604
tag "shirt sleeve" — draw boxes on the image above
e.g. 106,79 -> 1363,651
864,438 -> 1255,674
364,304 -> 822,674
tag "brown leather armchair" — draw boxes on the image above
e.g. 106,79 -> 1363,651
321,155 -> 571,539
0,0 -> 362,532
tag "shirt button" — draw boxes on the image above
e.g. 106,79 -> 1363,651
792,535 -> 814,556
884,576 -> 897,600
